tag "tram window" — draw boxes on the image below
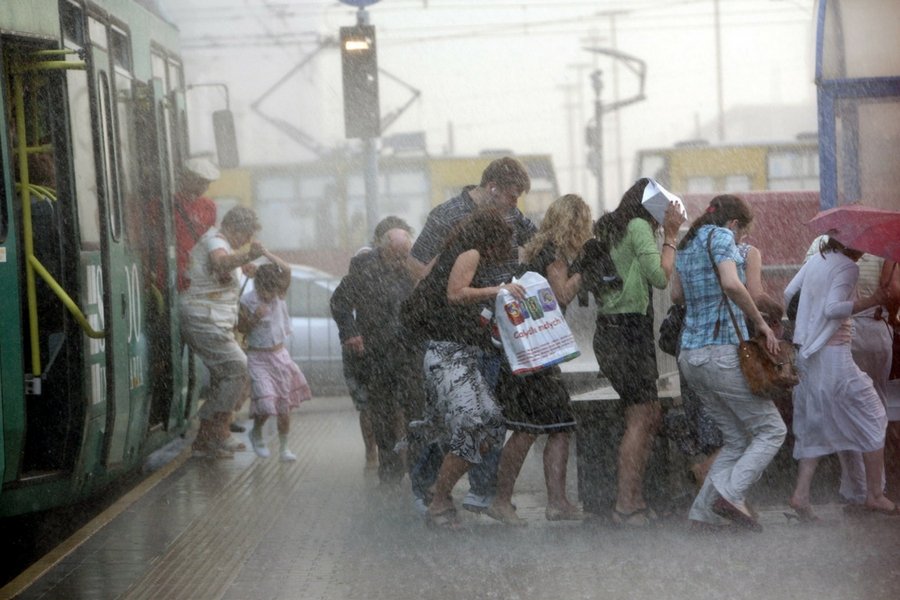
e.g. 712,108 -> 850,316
686,176 -> 715,193
88,17 -> 107,50
61,1 -> 85,46
67,67 -> 101,248
97,72 -> 122,241
725,175 -> 752,192
151,51 -> 167,91
111,29 -> 132,72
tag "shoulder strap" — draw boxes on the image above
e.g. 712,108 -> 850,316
706,230 -> 745,343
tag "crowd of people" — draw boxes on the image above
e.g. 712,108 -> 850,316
173,154 -> 900,533
330,156 -> 900,532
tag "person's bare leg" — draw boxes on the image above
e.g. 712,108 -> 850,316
492,432 -> 535,509
544,432 -> 576,510
789,457 -> 820,510
862,447 -> 897,511
360,408 -> 377,469
615,401 -> 662,513
428,454 -> 471,515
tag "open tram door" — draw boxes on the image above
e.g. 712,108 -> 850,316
0,36 -> 90,481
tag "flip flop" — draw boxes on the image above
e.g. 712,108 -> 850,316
611,507 -> 652,527
425,507 -> 462,530
864,504 -> 900,516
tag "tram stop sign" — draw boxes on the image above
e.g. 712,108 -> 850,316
338,0 -> 381,6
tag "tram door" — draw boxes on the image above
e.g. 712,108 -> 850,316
2,35 -> 85,477
87,17 -> 142,468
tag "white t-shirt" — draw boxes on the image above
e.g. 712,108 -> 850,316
182,227 -> 241,311
240,289 -> 292,348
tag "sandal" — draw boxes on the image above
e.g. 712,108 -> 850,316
546,506 -> 585,522
784,505 -> 821,523
864,503 -> 900,516
485,504 -> 527,527
425,507 -> 462,530
611,507 -> 652,527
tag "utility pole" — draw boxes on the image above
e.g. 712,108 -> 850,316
713,0 -> 725,142
590,70 -> 604,208
340,0 -> 381,236
557,82 -> 578,192
567,62 -> 592,195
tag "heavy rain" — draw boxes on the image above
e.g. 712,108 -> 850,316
1,0 -> 900,598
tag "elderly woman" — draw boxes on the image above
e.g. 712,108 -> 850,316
181,206 -> 265,458
404,208 -> 525,529
487,194 -> 592,525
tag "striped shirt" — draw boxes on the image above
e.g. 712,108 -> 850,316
410,186 -> 537,286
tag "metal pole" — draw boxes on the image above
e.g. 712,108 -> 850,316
713,0 -> 725,142
357,7 -> 379,236
592,70 -> 604,210
364,137 -> 378,236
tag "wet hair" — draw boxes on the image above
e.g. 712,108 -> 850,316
221,206 -> 261,236
255,263 -> 291,296
593,178 -> 655,249
444,208 -> 513,264
523,194 -> 592,264
678,194 -> 754,249
373,216 -> 413,246
479,157 -> 531,195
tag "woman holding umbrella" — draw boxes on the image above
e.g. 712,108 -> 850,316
784,234 -> 898,519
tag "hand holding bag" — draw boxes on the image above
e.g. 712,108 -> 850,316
494,271 -> 580,375
706,233 -> 799,397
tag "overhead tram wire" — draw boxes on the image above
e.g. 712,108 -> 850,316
178,3 -> 809,51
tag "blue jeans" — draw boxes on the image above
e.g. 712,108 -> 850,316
410,350 -> 503,499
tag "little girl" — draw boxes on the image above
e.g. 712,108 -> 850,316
239,261 -> 312,461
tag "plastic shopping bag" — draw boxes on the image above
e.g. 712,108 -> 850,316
494,271 -> 580,375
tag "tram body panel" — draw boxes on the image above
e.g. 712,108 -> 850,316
0,0 -> 200,518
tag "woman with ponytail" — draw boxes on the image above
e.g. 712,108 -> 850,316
670,195 -> 786,531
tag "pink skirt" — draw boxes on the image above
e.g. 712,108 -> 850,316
247,347 -> 312,416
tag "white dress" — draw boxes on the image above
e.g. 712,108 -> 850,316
785,251 -> 887,459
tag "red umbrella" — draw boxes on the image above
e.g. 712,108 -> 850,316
808,205 -> 900,263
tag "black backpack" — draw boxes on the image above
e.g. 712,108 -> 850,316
577,238 -> 623,297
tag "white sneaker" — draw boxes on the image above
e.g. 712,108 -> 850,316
412,496 -> 429,515
249,431 -> 270,459
280,448 -> 297,462
462,492 -> 493,513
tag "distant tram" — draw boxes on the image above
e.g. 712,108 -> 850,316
0,0 -> 231,517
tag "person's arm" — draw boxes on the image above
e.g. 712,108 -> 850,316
446,249 -> 525,304
262,248 -> 291,272
329,267 -> 364,351
407,254 -> 435,281
632,220 -> 670,289
209,241 -> 264,278
546,257 -> 581,308
783,261 -> 806,307
744,245 -> 765,302
670,270 -> 684,305
718,260 -> 778,353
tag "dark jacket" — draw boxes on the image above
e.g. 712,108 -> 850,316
330,248 -> 416,351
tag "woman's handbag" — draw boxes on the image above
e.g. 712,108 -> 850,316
494,271 -> 580,375
706,233 -> 799,397
658,303 -> 686,356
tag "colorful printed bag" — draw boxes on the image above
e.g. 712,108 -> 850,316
494,271 -> 580,375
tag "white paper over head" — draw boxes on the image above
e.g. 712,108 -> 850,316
640,179 -> 686,224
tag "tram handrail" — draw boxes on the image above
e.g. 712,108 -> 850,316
28,255 -> 104,340
14,52 -> 90,376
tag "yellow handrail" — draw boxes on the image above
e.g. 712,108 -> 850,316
28,256 -> 104,339
14,54 -> 94,375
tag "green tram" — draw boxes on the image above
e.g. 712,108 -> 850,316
0,1 -> 225,517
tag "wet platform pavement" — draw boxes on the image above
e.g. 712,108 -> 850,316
4,396 -> 899,600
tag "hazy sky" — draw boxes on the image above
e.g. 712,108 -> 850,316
167,0 -> 818,212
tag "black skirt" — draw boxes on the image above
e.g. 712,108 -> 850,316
593,312 -> 659,405
497,365 -> 576,434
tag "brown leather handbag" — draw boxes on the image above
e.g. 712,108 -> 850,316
706,232 -> 800,397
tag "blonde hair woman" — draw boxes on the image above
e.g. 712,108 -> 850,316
486,194 -> 593,525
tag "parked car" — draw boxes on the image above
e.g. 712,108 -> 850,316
241,264 -> 346,394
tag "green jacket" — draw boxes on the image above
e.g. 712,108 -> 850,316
598,218 -> 667,315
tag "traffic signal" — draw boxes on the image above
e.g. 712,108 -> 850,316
340,25 -> 380,139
